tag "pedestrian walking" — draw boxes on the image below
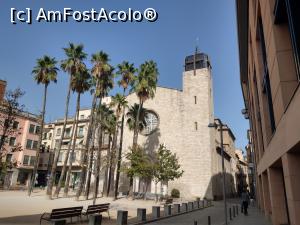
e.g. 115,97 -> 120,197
241,189 -> 250,215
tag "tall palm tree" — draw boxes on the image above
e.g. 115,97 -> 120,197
83,52 -> 112,200
29,55 -> 58,196
126,103 -> 148,196
47,43 -> 87,199
54,44 -> 87,198
107,94 -> 128,197
132,61 -> 158,147
114,62 -> 136,199
98,105 -> 116,197
76,51 -> 113,201
127,61 -> 158,197
64,69 -> 91,197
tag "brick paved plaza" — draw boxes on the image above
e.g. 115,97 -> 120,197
0,190 -> 271,225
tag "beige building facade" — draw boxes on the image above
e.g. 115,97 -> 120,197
237,0 -> 300,224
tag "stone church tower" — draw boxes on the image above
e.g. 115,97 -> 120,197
167,51 -> 216,199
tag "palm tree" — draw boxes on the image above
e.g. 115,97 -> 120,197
29,55 -> 58,196
114,62 -> 136,199
126,104 -> 148,134
47,43 -> 87,199
83,52 -> 112,200
63,69 -> 91,197
76,51 -> 113,201
126,103 -> 148,196
54,43 -> 87,198
132,61 -> 158,147
98,105 -> 116,197
107,94 -> 128,197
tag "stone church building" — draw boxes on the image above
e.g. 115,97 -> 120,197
122,52 -> 216,199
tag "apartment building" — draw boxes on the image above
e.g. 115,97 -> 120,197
237,0 -> 300,224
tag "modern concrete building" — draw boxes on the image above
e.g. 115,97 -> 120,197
236,0 -> 300,224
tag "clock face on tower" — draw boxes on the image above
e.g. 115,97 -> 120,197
141,111 -> 159,136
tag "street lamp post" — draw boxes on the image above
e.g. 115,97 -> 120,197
208,119 -> 228,225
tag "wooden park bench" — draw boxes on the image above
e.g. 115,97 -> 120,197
40,206 -> 83,225
82,203 -> 110,219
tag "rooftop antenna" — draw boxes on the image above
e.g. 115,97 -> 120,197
193,37 -> 200,76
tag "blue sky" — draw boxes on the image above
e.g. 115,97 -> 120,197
0,0 -> 249,149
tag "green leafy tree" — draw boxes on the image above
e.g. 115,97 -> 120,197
123,145 -> 154,192
29,55 -> 58,196
153,144 -> 184,201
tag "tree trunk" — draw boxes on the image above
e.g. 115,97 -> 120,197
102,134 -> 111,196
76,92 -> 97,200
28,84 -> 47,196
47,78 -> 72,199
93,98 -> 103,205
64,93 -> 80,197
54,112 -> 77,197
114,88 -> 126,200
93,128 -> 102,205
108,129 -> 118,197
84,95 -> 98,200
155,182 -> 158,202
129,100 -> 143,197
132,100 -> 143,148
114,111 -> 125,199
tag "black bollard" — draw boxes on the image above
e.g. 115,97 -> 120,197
233,205 -> 236,217
89,215 -> 102,225
182,203 -> 188,212
174,204 -> 181,214
152,206 -> 160,219
137,208 -> 146,221
194,201 -> 199,209
208,216 -> 211,225
164,205 -> 172,216
236,205 -> 239,215
194,220 -> 198,225
229,207 -> 232,220
188,202 -> 194,211
117,210 -> 128,225
53,221 -> 66,225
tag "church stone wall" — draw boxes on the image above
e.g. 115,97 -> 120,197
120,67 -> 215,200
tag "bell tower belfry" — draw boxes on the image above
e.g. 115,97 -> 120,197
170,49 -> 216,198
